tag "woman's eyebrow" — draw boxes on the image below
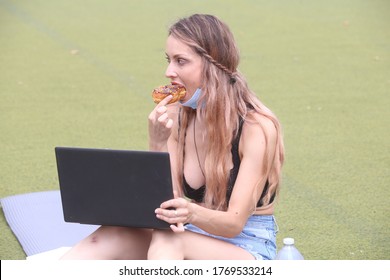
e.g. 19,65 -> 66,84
165,52 -> 189,59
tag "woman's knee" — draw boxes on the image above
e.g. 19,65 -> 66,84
88,226 -> 136,243
100,226 -> 153,254
62,226 -> 153,259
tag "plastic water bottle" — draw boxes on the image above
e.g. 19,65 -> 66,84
275,237 -> 304,260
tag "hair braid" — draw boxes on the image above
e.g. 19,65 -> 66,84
193,45 -> 237,83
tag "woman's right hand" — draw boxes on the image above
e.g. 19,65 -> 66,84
148,95 -> 174,151
155,190 -> 191,233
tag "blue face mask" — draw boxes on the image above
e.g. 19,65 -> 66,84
180,88 -> 202,109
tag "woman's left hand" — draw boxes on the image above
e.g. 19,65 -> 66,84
155,197 -> 192,233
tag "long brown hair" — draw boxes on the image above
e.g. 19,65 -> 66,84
169,14 -> 284,210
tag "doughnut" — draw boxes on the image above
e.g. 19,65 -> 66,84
152,84 -> 186,104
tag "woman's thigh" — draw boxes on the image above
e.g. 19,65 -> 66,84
149,229 -> 255,260
180,230 -> 256,260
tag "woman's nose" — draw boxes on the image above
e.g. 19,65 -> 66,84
165,63 -> 177,79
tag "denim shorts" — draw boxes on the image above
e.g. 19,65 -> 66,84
184,215 -> 278,260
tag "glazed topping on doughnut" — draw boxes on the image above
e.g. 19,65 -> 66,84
152,84 -> 186,104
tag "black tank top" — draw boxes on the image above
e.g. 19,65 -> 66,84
183,119 -> 272,207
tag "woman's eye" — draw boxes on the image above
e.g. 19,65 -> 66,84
177,58 -> 186,65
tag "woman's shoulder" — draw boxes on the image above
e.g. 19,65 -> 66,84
243,111 -> 277,136
240,111 -> 278,150
239,111 -> 278,159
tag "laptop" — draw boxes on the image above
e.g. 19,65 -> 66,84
55,147 -> 174,229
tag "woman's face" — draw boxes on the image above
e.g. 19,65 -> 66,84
165,35 -> 203,101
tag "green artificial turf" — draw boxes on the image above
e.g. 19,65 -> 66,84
0,0 -> 389,260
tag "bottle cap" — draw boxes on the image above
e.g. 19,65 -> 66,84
283,237 -> 295,245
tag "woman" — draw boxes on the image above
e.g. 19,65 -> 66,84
61,14 -> 284,260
